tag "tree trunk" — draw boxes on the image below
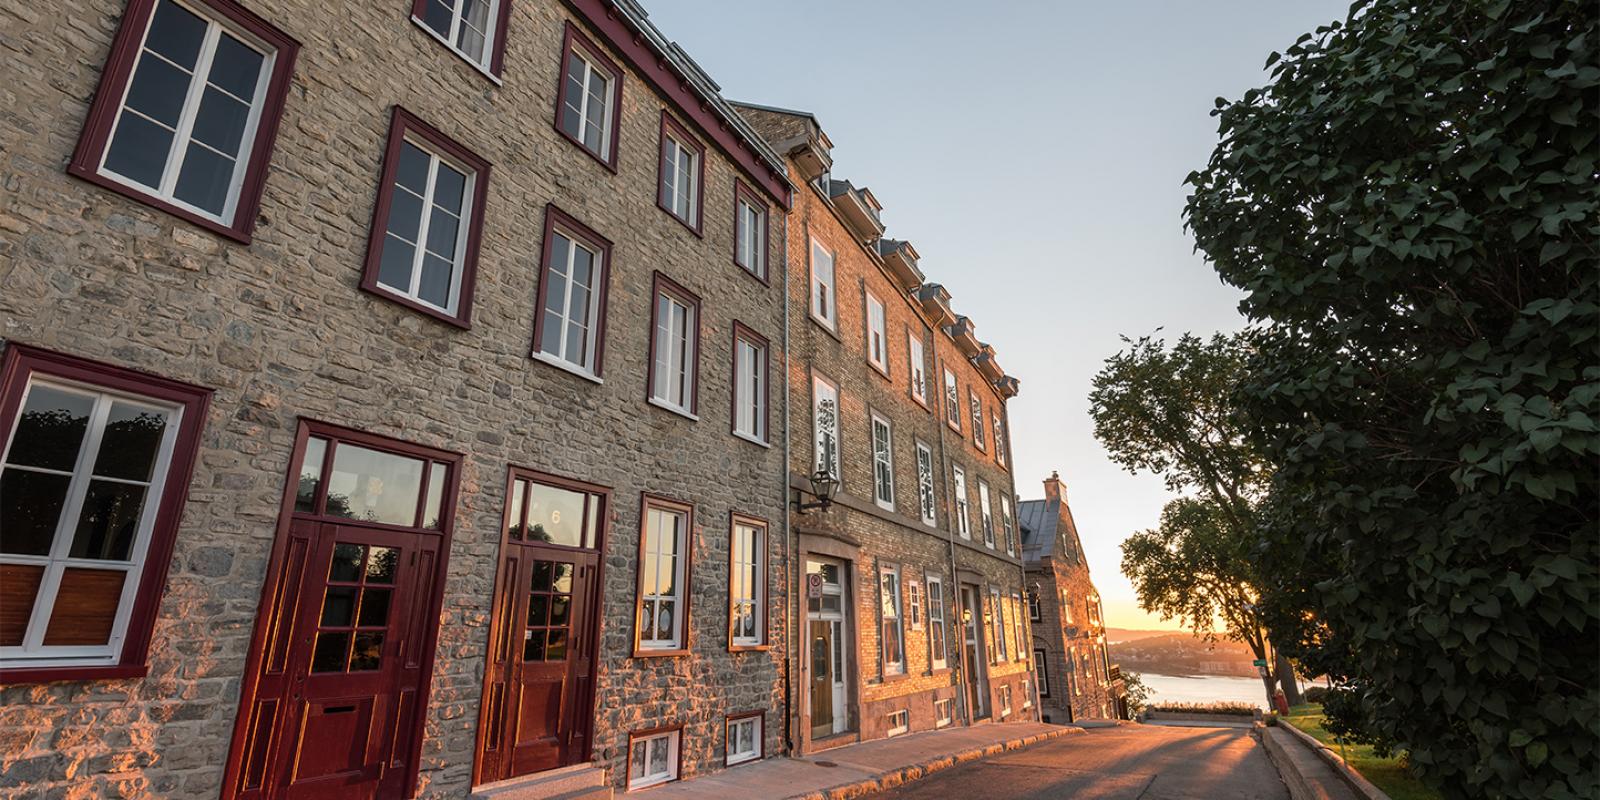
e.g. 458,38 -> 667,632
1276,652 -> 1302,705
1258,670 -> 1280,708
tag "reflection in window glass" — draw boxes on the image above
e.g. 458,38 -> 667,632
423,461 -> 447,529
524,482 -> 586,547
295,437 -> 327,513
324,443 -> 424,526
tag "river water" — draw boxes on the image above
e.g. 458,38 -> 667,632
1134,672 -> 1274,707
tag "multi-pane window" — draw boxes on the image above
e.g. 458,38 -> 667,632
636,499 -> 690,652
926,574 -> 947,670
732,327 -> 768,443
915,443 -> 937,527
969,390 -> 985,450
1001,496 -> 1016,556
658,115 -> 702,231
310,543 -> 398,673
906,579 -> 923,631
533,209 -> 609,377
934,697 -> 954,728
812,375 -> 840,482
363,108 -> 488,326
414,0 -> 503,72
879,563 -> 905,676
726,714 -> 761,766
993,413 -> 1008,468
649,275 -> 700,416
1069,646 -> 1081,695
73,0 -> 295,238
810,238 -> 837,329
978,481 -> 995,549
628,729 -> 680,789
907,333 -> 928,405
1000,684 -> 1013,717
991,587 -> 1008,662
870,413 -> 894,511
943,368 -> 961,430
1027,588 -> 1041,622
865,292 -> 888,373
1011,592 -> 1026,661
1023,678 -> 1033,709
729,519 -> 765,648
555,27 -> 619,165
1035,648 -> 1051,696
952,465 -> 970,539
886,709 -> 909,736
734,183 -> 768,279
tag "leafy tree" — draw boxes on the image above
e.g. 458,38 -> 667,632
1092,332 -> 1287,704
1184,1 -> 1597,797
1120,670 -> 1153,716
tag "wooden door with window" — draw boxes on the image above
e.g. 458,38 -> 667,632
474,470 -> 606,786
223,423 -> 458,800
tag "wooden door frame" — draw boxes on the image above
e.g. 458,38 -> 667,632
472,465 -> 610,787
221,419 -> 463,800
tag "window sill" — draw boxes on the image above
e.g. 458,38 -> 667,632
632,646 -> 691,659
657,201 -> 704,238
729,642 -> 771,653
68,164 -> 251,244
732,431 -> 771,449
411,16 -> 504,86
362,283 -> 471,329
734,259 -> 769,286
808,313 -> 841,341
647,396 -> 699,421
529,350 -> 603,384
868,361 -> 891,382
874,499 -> 896,514
553,121 -> 618,173
882,669 -> 910,683
726,753 -> 761,767
0,662 -> 148,684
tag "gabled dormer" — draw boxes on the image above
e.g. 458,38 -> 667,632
730,101 -> 832,184
974,343 -> 1005,382
946,315 -> 981,358
995,375 -> 1020,398
915,283 -> 955,326
875,239 -> 923,292
826,179 -> 885,244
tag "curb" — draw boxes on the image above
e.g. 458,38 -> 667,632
1275,721 -> 1389,800
789,726 -> 1087,799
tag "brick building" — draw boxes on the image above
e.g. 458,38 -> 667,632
1019,473 -> 1125,723
732,102 -> 1037,756
0,0 -> 796,796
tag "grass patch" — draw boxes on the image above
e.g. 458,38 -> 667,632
1283,704 -> 1441,800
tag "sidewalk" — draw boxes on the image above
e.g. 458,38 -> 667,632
642,721 -> 1082,799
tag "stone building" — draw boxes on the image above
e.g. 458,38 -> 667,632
0,0 -> 795,796
1019,473 -> 1125,722
732,102 -> 1037,755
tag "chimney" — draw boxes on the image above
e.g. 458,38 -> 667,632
1043,471 -> 1066,504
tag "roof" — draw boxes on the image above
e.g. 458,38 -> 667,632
1018,498 -> 1058,561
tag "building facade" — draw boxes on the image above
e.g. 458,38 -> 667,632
1019,473 -> 1125,723
0,0 -> 797,796
733,103 -> 1037,756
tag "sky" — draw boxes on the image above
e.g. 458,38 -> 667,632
645,1 -> 1351,631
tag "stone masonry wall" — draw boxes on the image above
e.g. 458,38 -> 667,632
1024,483 -> 1118,723
0,0 -> 787,796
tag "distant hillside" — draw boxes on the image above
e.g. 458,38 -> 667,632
1109,632 -> 1258,678
1104,627 -> 1179,643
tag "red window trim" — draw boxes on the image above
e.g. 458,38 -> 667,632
359,106 -> 491,330
407,0 -> 513,79
631,493 -> 695,658
221,418 -> 462,800
728,321 -> 770,446
625,723 -> 686,787
530,204 -> 613,377
724,709 -> 766,765
726,512 -> 770,652
645,271 -> 703,418
552,21 -> 623,172
656,111 -> 706,237
731,179 -> 770,284
66,0 -> 301,245
0,343 -> 213,685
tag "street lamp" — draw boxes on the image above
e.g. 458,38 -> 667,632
793,468 -> 840,513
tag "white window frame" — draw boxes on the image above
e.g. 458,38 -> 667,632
1023,678 -> 1032,709
730,519 -> 765,647
865,291 -> 888,373
726,714 -> 761,766
943,368 -> 960,430
869,412 -> 894,511
661,130 -> 699,226
934,697 -> 954,728
969,390 -> 985,451
908,333 -> 927,405
1034,648 -> 1051,697
1027,588 -> 1041,623
638,504 -> 689,651
413,0 -> 503,74
952,464 -> 970,539
993,412 -> 1008,468
886,709 -> 909,737
735,194 -> 766,279
926,573 -> 947,670
535,226 -> 606,377
879,562 -> 906,677
812,374 -> 840,482
906,579 -> 923,631
627,729 -> 680,790
1062,589 -> 1075,625
649,288 -> 697,417
559,43 -> 615,160
978,481 -> 995,549
1000,684 -> 1013,717
732,332 -> 767,444
1011,591 -> 1025,661
0,378 -> 183,669
376,135 -> 477,317
1001,496 -> 1016,556
915,442 -> 936,527
96,0 -> 277,226
809,238 -> 837,330
991,587 -> 1008,662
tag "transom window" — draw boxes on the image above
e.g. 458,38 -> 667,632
729,518 -> 765,648
555,26 -> 619,166
504,475 -> 603,549
732,326 -> 768,444
908,333 -> 928,405
362,108 -> 488,327
952,465 -> 970,539
726,714 -> 761,766
734,183 -> 768,279
658,114 -> 703,231
70,0 -> 297,240
649,275 -> 700,417
636,498 -> 690,653
295,437 -> 449,529
926,574 -> 947,670
915,442 -> 936,527
812,375 -> 840,482
310,543 -> 398,673
943,368 -> 961,431
870,412 -> 894,511
979,481 -> 995,549
865,292 -> 888,374
413,0 -> 505,74
879,563 -> 905,676
969,390 -> 986,451
810,238 -> 837,329
533,208 -> 610,378
628,729 -> 680,789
